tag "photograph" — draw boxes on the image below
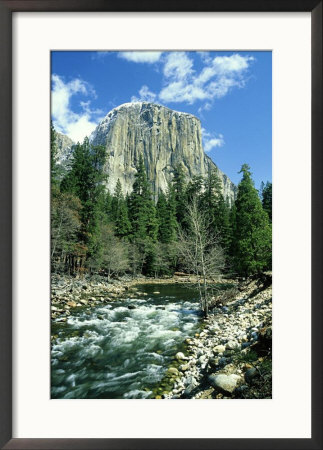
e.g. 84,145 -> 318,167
50,50 -> 272,400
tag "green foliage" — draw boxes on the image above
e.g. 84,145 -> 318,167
51,123 -> 271,282
261,181 -> 272,222
60,138 -> 107,257
51,185 -> 84,273
172,165 -> 188,228
201,169 -> 231,253
156,189 -> 177,244
128,154 -> 158,242
186,175 -> 204,203
232,164 -> 272,276
112,179 -> 131,239
89,224 -> 130,278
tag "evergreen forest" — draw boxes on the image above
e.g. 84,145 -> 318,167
51,124 -> 272,281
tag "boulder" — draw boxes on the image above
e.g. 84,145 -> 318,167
208,373 -> 241,394
226,340 -> 240,350
213,345 -> 226,354
175,352 -> 188,361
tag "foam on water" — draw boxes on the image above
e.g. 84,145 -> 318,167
51,284 -> 200,399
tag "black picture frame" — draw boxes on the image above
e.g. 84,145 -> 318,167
0,1 -> 322,449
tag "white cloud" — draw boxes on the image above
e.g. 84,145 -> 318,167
51,74 -> 100,143
80,100 -> 104,116
197,51 -> 212,64
204,136 -> 225,152
118,51 -> 163,63
163,52 -> 194,80
198,102 -> 212,115
160,81 -> 209,104
131,85 -> 157,103
212,54 -> 253,73
158,52 -> 254,107
202,128 -> 225,152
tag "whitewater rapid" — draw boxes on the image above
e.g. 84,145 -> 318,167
51,284 -> 201,399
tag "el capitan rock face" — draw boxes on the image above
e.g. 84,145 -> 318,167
56,102 -> 236,203
90,102 -> 236,203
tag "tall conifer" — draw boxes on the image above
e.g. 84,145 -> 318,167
233,164 -> 272,276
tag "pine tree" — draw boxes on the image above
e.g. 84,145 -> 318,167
166,185 -> 178,240
156,188 -> 177,244
233,164 -> 272,276
172,165 -> 187,228
186,175 -> 204,203
51,189 -> 83,273
228,202 -> 237,267
60,138 -> 107,257
101,190 -> 113,221
261,181 -> 272,222
156,191 -> 168,242
201,169 -> 231,253
128,154 -> 158,242
112,179 -> 131,239
215,196 -> 231,252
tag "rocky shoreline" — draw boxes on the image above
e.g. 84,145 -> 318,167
162,274 -> 272,399
51,273 -> 209,322
51,272 -> 272,399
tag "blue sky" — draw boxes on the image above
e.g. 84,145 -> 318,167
51,51 -> 271,188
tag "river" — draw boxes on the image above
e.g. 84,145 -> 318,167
51,283 -> 201,399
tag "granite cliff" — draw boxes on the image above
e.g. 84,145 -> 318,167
55,132 -> 74,174
57,102 -> 236,203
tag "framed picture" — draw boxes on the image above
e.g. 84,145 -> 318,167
0,1 -> 322,449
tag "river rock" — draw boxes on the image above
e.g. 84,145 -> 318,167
166,367 -> 179,377
208,357 -> 219,368
183,376 -> 198,396
67,300 -> 77,307
213,344 -> 226,354
244,367 -> 259,383
241,342 -> 251,349
226,340 -> 240,350
175,352 -> 188,361
56,317 -> 67,323
208,374 -> 241,394
183,384 -> 196,398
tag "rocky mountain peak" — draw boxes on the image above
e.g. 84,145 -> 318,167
89,102 -> 237,203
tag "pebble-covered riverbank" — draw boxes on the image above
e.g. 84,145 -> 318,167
163,274 -> 272,399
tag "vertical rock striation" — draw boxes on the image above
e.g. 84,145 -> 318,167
59,102 -> 237,203
90,102 -> 237,203
55,132 -> 75,173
